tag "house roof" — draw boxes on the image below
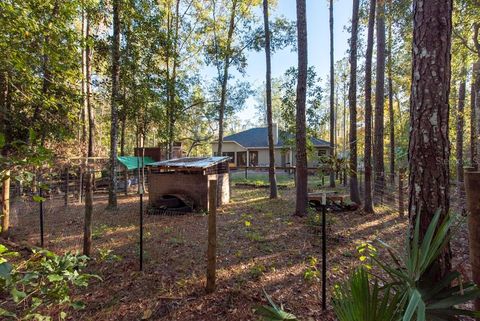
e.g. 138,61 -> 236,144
148,156 -> 230,169
222,127 -> 330,148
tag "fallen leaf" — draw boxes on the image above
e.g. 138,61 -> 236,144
142,309 -> 152,320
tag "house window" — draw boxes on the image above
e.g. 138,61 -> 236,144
237,151 -> 247,166
249,151 -> 258,166
222,152 -> 235,164
318,149 -> 327,157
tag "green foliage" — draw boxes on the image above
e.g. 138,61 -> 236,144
249,264 -> 266,280
0,0 -> 82,143
168,236 -> 185,246
255,289 -> 298,321
303,256 -> 320,283
0,133 -> 52,183
375,210 -> 480,321
92,224 -> 114,240
333,210 -> 480,321
0,245 -> 100,319
98,248 -> 122,262
333,268 -> 404,321
245,230 -> 264,242
278,66 -> 324,138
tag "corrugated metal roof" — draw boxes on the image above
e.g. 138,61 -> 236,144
148,156 -> 230,169
223,127 -> 330,148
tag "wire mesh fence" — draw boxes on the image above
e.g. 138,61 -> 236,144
7,161 -> 148,254
5,164 -> 470,275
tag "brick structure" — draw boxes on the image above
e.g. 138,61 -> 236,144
134,142 -> 184,162
147,157 -> 230,212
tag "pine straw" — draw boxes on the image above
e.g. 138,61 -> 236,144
4,186 -> 470,321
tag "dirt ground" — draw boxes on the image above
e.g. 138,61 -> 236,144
5,181 -> 471,321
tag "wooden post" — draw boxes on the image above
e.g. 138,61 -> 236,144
1,170 -> 10,237
83,171 -> 94,256
245,166 -> 248,179
398,170 -> 404,217
206,179 -> 217,293
464,167 -> 480,311
322,202 -> 327,311
64,167 -> 69,207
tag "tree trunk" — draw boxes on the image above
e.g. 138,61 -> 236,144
294,0 -> 308,216
363,0 -> 376,213
120,113 -> 126,156
464,169 -> 480,311
165,8 -> 172,158
206,179 -> 217,293
86,12 -> 94,158
456,76 -> 466,190
409,0 -> 452,279
83,5 -> 95,256
81,7 -> 87,148
374,0 -> 385,197
329,0 -> 335,188
471,77 -> 477,167
1,70 -> 12,236
1,171 -> 10,237
343,77 -> 347,186
167,0 -> 181,159
217,0 -> 238,156
83,171 -> 93,256
387,14 -> 395,184
108,0 -> 121,210
348,0 -> 361,205
263,0 -> 278,199
0,71 -> 6,137
474,62 -> 480,167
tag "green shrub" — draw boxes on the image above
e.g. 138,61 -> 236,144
249,264 -> 266,280
0,245 -> 100,319
333,209 -> 480,321
255,289 -> 297,321
333,268 -> 403,321
98,248 -> 122,262
303,256 -> 320,283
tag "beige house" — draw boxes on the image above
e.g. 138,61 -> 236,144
211,124 -> 331,168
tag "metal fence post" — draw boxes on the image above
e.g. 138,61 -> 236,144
139,188 -> 144,271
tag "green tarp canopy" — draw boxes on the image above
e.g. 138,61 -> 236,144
117,156 -> 156,170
